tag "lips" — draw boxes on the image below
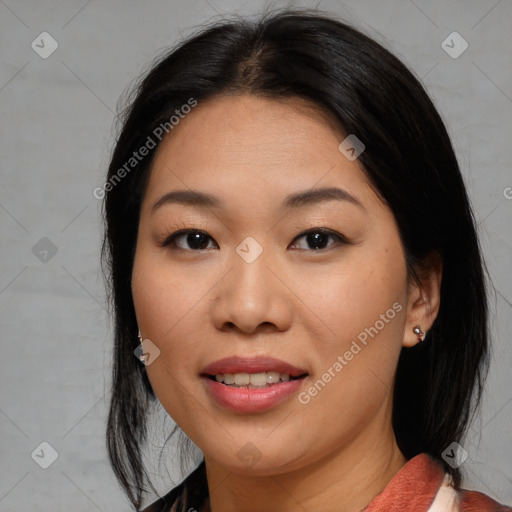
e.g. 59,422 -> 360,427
200,356 -> 309,413
201,355 -> 308,377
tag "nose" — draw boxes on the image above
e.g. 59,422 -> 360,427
210,244 -> 293,335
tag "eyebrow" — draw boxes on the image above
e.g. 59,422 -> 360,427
151,186 -> 366,214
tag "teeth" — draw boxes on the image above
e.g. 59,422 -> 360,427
223,373 -> 235,385
234,373 -> 250,386
267,371 -> 280,383
249,372 -> 266,386
213,371 -> 296,387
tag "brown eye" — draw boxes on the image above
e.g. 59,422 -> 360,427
162,230 -> 218,251
289,229 -> 348,251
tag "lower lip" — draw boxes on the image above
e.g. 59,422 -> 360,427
202,376 -> 306,413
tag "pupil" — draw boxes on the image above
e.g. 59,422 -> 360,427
308,232 -> 328,250
188,232 -> 209,250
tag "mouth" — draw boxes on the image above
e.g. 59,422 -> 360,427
200,355 -> 309,387
204,371 -> 308,389
200,355 -> 310,412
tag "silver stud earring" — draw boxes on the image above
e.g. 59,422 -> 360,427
412,325 -> 425,342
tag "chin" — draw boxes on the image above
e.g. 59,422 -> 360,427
204,443 -> 310,477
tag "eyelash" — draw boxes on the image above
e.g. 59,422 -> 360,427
160,227 -> 350,252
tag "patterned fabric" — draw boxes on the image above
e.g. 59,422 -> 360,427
363,454 -> 511,512
141,453 -> 511,512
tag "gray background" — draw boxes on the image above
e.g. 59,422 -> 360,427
1,0 -> 511,510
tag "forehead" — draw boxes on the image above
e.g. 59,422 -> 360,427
143,94 -> 373,211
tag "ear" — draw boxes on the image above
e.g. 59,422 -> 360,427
403,251 -> 443,348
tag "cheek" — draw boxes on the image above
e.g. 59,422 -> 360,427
131,249 -> 199,372
132,255 -> 202,423
296,300 -> 406,447
295,241 -> 407,407
295,242 -> 407,350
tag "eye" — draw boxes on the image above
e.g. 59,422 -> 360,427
161,227 -> 349,252
289,228 -> 348,251
162,229 -> 218,251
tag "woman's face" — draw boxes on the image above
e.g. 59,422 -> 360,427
131,94 -> 414,474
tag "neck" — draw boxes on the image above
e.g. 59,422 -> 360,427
202,414 -> 407,512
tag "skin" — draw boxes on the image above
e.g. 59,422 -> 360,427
131,94 -> 442,512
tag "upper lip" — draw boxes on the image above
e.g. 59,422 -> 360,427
201,356 -> 308,377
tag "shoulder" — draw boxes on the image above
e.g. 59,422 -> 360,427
428,470 -> 511,512
458,488 -> 512,512
364,453 -> 512,512
140,459 -> 207,512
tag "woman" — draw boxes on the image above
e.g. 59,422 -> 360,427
101,8 -> 511,512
